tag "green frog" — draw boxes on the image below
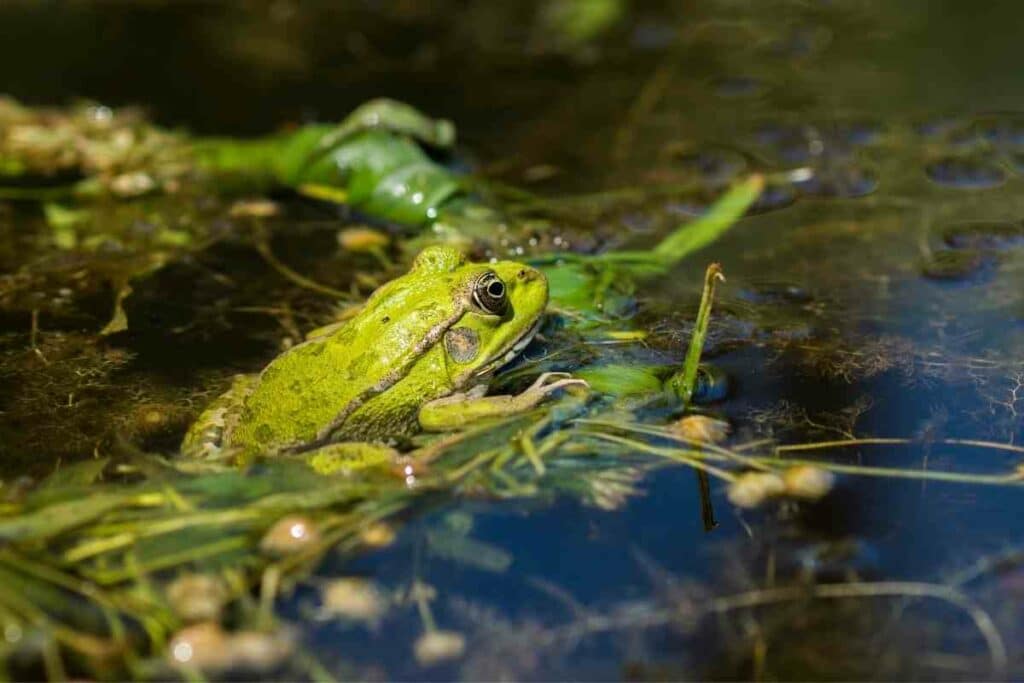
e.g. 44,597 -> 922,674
182,245 -> 586,464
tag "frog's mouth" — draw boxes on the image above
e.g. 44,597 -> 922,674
473,315 -> 543,378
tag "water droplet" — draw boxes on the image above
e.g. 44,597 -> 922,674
925,158 -> 1006,189
173,642 -> 194,663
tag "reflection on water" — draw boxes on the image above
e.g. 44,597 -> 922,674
1,0 -> 1023,679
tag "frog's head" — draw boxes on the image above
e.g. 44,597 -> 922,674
410,246 -> 548,386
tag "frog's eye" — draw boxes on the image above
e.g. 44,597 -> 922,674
473,272 -> 508,315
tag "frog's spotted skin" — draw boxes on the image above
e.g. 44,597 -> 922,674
182,246 -> 578,461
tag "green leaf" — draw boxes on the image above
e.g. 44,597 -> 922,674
649,174 -> 764,266
0,493 -> 136,543
36,458 -> 109,493
312,98 -> 455,153
574,364 -> 664,396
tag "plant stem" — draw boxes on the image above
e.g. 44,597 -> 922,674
667,263 -> 725,405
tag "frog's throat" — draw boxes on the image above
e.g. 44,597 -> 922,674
289,302 -> 471,454
461,314 -> 543,385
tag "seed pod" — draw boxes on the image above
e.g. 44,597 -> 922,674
168,622 -> 232,670
414,630 -> 466,666
782,465 -> 835,500
337,227 -> 389,252
320,578 -> 388,622
727,472 -> 785,508
259,515 -> 320,556
165,573 -> 229,623
360,522 -> 397,548
668,414 -> 730,444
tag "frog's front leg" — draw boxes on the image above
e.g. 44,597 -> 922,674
418,372 -> 588,431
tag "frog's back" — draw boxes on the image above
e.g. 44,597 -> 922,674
228,271 -> 467,453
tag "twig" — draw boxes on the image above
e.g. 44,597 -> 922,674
253,230 -> 348,299
776,437 -> 1024,456
582,431 -> 739,483
29,309 -> 48,364
578,424 -> 1024,486
612,56 -> 679,163
543,581 -> 1007,678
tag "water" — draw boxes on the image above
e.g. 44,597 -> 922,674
1,1 -> 1023,679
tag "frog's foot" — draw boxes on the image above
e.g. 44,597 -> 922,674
418,372 -> 588,431
180,405 -> 231,460
302,441 -> 401,476
180,374 -> 257,461
518,372 -> 590,405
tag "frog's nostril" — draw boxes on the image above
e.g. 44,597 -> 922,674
517,269 -> 527,279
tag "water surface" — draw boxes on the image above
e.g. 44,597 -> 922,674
1,1 -> 1023,679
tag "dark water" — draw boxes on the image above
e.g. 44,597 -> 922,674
2,1 -> 1024,680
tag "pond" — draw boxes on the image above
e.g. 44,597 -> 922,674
0,1 -> 1022,680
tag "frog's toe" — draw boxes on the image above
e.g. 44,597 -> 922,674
522,374 -> 589,406
181,407 -> 229,459
526,372 -> 573,390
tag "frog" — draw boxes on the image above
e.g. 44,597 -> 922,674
181,245 -> 586,465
